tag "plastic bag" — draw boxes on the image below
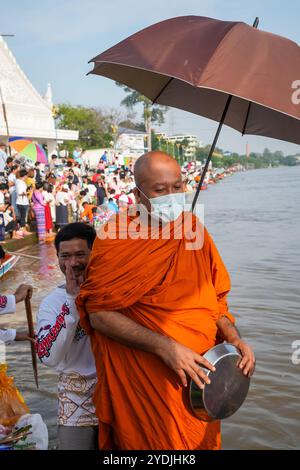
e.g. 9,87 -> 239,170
13,414 -> 48,450
0,364 -> 30,427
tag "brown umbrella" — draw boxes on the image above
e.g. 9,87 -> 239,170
25,294 -> 39,389
88,15 -> 300,208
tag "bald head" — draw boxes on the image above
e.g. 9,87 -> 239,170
134,151 -> 181,187
133,151 -> 184,210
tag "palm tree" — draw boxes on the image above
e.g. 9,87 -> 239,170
116,83 -> 168,151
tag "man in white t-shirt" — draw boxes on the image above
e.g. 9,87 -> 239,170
7,164 -> 19,218
0,183 -> 20,239
7,164 -> 18,194
87,180 -> 97,203
15,169 -> 30,234
35,223 -> 98,450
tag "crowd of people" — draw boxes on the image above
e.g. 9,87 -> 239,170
0,143 -> 141,243
1,140 -> 240,245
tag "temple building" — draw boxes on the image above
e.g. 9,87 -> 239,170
0,36 -> 78,155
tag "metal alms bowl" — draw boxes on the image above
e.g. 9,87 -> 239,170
189,343 -> 250,421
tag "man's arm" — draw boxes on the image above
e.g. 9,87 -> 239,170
216,316 -> 255,377
0,294 -> 16,315
0,285 -> 32,315
89,310 -> 215,390
0,328 -> 16,344
0,285 -> 33,344
0,328 -> 33,344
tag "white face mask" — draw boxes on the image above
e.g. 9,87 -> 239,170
137,187 -> 186,223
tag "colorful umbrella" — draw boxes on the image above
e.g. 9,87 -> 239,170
8,137 -> 48,164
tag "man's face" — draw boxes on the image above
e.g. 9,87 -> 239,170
134,159 -> 184,211
58,238 -> 91,279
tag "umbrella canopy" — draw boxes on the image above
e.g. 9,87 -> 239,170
89,15 -> 300,145
9,137 -> 48,164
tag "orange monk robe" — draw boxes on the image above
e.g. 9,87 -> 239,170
76,214 -> 235,450
80,204 -> 96,222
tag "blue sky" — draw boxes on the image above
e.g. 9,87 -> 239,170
1,0 -> 300,154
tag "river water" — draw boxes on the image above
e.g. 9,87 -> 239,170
1,166 -> 299,449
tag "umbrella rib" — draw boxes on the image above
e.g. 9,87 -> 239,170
152,77 -> 174,104
241,101 -> 252,136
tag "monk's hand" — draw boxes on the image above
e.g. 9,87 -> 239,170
158,339 -> 216,389
233,339 -> 256,377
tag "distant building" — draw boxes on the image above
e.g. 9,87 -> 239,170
167,134 -> 201,160
116,127 -> 147,157
0,36 -> 78,155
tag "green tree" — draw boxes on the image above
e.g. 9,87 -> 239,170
283,155 -> 298,166
195,145 -> 214,163
116,83 -> 168,151
56,104 -> 113,151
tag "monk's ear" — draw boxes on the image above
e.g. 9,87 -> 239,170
133,187 -> 141,203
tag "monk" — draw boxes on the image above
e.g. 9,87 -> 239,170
76,151 -> 255,450
80,202 -> 97,223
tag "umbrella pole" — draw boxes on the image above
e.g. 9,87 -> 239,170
191,94 -> 233,212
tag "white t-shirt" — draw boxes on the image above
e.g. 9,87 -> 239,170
8,173 -> 16,194
0,294 -> 16,343
36,286 -> 98,427
87,184 -> 97,197
56,191 -> 69,206
0,191 -> 4,204
0,150 -> 7,173
15,179 -> 29,205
